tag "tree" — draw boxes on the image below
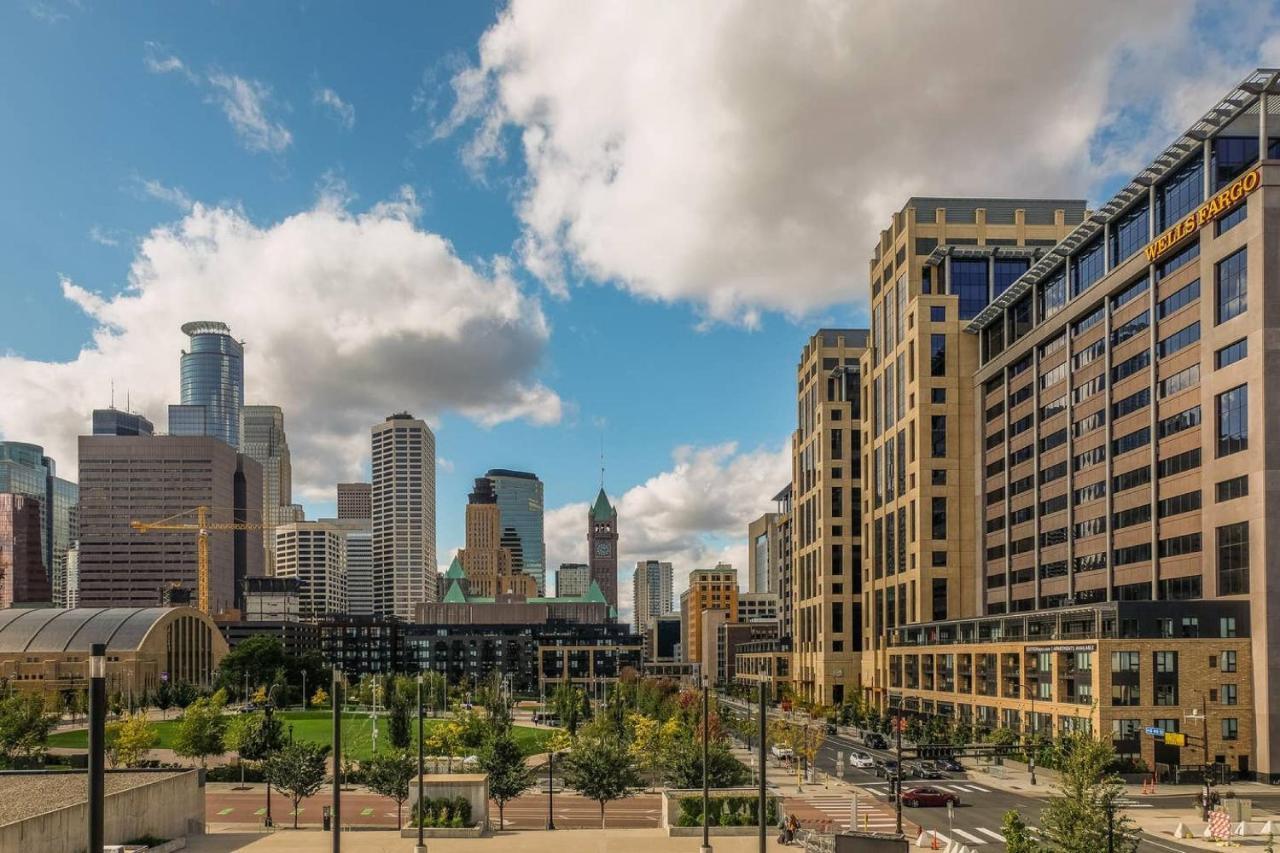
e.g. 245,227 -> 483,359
106,711 -> 158,768
153,681 -> 174,719
311,686 -> 329,708
388,695 -> 411,750
365,750 -> 416,828
263,741 -> 330,829
627,713 -> 675,790
662,733 -> 750,789
551,684 -> 583,735
226,710 -> 284,763
172,695 -> 227,769
172,680 -> 198,710
1002,809 -> 1041,853
561,730 -> 642,828
481,726 -> 535,829
0,692 -> 55,768
1039,730 -> 1140,853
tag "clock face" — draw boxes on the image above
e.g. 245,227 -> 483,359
594,540 -> 612,558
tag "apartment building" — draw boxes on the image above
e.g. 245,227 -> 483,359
679,565 -> 738,671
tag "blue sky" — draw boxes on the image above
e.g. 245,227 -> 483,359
2,1 -> 1276,599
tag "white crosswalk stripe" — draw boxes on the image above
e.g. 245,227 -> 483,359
976,827 -> 1006,842
964,785 -> 991,793
952,828 -> 987,844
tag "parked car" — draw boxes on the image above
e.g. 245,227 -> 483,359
875,759 -> 898,778
900,787 -> 959,808
848,751 -> 875,769
937,757 -> 964,772
863,732 -> 888,750
771,744 -> 795,761
908,761 -> 943,779
825,721 -> 838,735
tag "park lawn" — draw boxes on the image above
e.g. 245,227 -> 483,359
47,711 -> 556,762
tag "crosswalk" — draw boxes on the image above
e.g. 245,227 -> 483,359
916,826 -> 1008,846
800,794 -> 900,833
857,783 -> 992,796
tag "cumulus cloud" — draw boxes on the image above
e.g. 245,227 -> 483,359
545,441 -> 790,620
207,73 -> 293,153
441,0 -> 1279,323
0,192 -> 562,502
314,86 -> 356,130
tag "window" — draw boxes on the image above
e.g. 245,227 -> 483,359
1113,543 -> 1152,566
1112,651 -> 1140,672
1212,136 -> 1258,189
1222,650 -> 1237,673
1072,304 -> 1105,338
1073,338 -> 1106,370
1157,279 -> 1200,319
1074,445 -> 1106,473
1159,364 -> 1200,399
1008,294 -> 1033,343
1112,351 -> 1150,383
1039,428 -> 1067,453
1039,332 -> 1066,359
931,468 -> 947,486
1217,521 -> 1249,595
1041,395 -> 1067,421
931,416 -> 946,458
931,578 -> 948,621
1040,460 -> 1068,485
1111,277 -> 1149,312
1155,683 -> 1179,706
1157,156 -> 1203,231
930,334 -> 946,377
1112,309 -> 1150,347
1221,617 -> 1238,639
1074,409 -> 1107,438
1072,237 -> 1106,296
1113,505 -> 1151,530
930,305 -> 946,322
1040,494 -> 1068,516
1040,361 -> 1069,389
1158,406 -> 1200,439
1215,338 -> 1247,369
931,497 -> 947,540
1159,532 -> 1202,558
1157,241 -> 1199,280
1216,248 -> 1247,324
931,387 -> 946,404
1216,476 -> 1248,502
952,258 -> 989,320
1157,321 -> 1199,358
1157,448 -> 1201,479
1009,414 -> 1033,438
1112,427 -> 1150,457
1074,480 -> 1106,505
1074,516 -> 1107,539
1157,489 -> 1201,518
1215,384 -> 1248,457
1112,466 -> 1151,494
1217,203 -> 1247,235
1222,684 -> 1237,706
1074,374 -> 1106,404
1222,719 -> 1238,741
1110,202 -> 1150,265
1154,651 -> 1178,674
1112,389 -> 1149,420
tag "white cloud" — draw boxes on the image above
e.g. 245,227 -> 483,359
143,42 -> 194,79
314,86 -> 356,130
131,177 -> 194,211
88,226 -> 122,247
545,441 -> 789,620
0,192 -> 562,503
207,73 -> 293,153
436,457 -> 455,474
442,0 -> 1280,323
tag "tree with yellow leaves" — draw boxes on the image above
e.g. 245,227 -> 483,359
106,710 -> 158,768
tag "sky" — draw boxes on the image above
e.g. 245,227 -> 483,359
1,0 -> 1278,618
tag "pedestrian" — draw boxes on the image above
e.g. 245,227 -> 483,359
785,813 -> 799,845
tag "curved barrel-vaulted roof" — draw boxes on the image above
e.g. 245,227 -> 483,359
0,607 -> 188,654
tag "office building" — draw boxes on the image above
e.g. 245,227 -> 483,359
773,485 -> 794,642
748,512 -> 784,594
648,613 -> 682,662
92,407 -> 154,437
457,476 -> 537,597
587,488 -> 619,608
887,70 -> 1280,780
739,591 -> 779,622
371,413 -> 437,619
77,434 -> 263,612
632,559 -> 673,633
320,517 -> 374,617
718,620 -> 779,686
790,330 -> 866,705
556,563 -> 590,598
860,197 -> 1087,706
242,405 -> 299,573
167,321 -> 245,449
0,494 -> 52,607
0,442 -> 78,606
63,543 -> 79,608
337,482 -> 372,520
242,576 -> 300,621
274,521 -> 347,619
679,565 -> 738,668
486,469 -> 547,594
700,608 -> 731,686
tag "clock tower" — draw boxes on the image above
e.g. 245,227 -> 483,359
587,488 -> 619,609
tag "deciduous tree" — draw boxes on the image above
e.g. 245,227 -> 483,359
264,741 -> 330,829
172,695 -> 227,769
480,726 -> 535,829
106,711 -> 158,768
1039,730 -> 1139,853
364,750 -> 416,827
561,729 -> 641,829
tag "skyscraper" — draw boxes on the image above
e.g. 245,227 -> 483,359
632,559 -> 673,633
0,442 -> 77,605
587,489 -> 618,608
317,517 -> 373,615
371,413 -> 437,619
747,512 -> 783,594
484,469 -> 547,594
274,521 -> 347,619
242,405 -> 299,572
77,434 -> 263,611
168,321 -> 245,448
556,563 -> 590,597
92,407 -> 154,437
337,482 -> 372,520
0,494 -> 52,607
457,477 -> 537,597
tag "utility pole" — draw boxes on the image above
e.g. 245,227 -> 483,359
546,749 -> 557,830
415,673 -> 426,853
757,679 -> 767,853
894,712 -> 903,836
701,674 -> 712,853
332,667 -> 342,853
87,642 -> 106,853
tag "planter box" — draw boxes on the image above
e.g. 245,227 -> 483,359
399,825 -> 486,839
669,826 -> 766,837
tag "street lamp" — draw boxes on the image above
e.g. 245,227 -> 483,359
87,642 -> 107,853
415,673 -> 426,853
701,674 -> 712,853
263,689 -> 276,828
545,748 -> 557,830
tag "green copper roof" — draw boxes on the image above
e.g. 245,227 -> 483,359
590,488 -> 615,521
583,580 -> 607,604
444,555 -> 466,580
608,605 -> 618,619
442,579 -> 468,603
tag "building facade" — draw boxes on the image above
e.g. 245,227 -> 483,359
91,407 -> 154,437
791,330 -> 865,705
0,442 -> 77,607
679,565 -> 738,669
587,489 -> 619,608
739,591 -> 779,623
485,469 -> 547,594
242,576 -> 301,621
457,477 -> 537,598
556,563 -> 590,598
337,483 -> 372,520
320,517 -> 374,616
773,485 -> 794,643
371,413 -> 437,619
274,521 -> 347,618
632,559 -> 673,633
242,405 -> 300,574
77,434 -> 263,612
860,198 -> 1087,706
747,512 -> 783,594
0,494 -> 52,607
167,321 -> 245,449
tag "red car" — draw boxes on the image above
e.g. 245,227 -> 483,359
900,787 -> 959,808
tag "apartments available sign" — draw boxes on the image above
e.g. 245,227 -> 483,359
1144,166 -> 1260,263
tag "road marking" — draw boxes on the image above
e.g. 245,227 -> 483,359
217,808 -> 234,815
254,808 -> 266,816
976,827 -> 1005,841
964,785 -> 991,793
361,808 -> 374,816
941,785 -> 968,793
952,828 -> 986,844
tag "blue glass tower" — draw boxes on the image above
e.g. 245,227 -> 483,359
485,469 -> 546,594
168,321 -> 245,448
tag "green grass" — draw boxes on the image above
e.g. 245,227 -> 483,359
46,711 -> 556,762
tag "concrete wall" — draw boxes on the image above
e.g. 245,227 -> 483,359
413,773 -> 489,827
0,770 -> 203,853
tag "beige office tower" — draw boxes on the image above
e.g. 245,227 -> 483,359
633,559 -> 674,633
859,197 -> 1087,709
457,476 -> 537,597
790,330 -> 866,705
371,413 -> 437,619
274,521 -> 347,619
242,405 -> 296,575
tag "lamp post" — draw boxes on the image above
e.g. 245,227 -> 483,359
893,707 -> 903,837
263,695 -> 275,828
701,674 -> 712,853
545,749 -> 557,830
416,673 -> 426,853
87,642 -> 106,853
303,670 -> 308,711
332,667 -> 342,853
757,679 -> 767,853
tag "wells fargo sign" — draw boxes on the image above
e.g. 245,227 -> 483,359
1144,167 -> 1260,263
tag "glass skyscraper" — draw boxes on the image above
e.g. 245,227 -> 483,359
168,321 -> 244,448
0,441 -> 78,603
485,469 -> 546,594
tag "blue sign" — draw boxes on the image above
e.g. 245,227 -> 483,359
1144,726 -> 1165,737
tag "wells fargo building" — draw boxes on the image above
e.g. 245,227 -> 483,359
883,69 -> 1280,781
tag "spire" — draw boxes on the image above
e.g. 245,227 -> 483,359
590,487 -> 615,521
445,554 -> 465,580
442,578 -> 468,603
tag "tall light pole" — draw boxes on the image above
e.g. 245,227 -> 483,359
332,667 -> 342,853
757,679 -> 767,853
264,694 -> 275,828
545,749 -> 557,830
415,673 -> 426,853
701,674 -> 712,853
87,642 -> 106,853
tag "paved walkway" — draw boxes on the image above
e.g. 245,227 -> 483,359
187,828 -> 788,853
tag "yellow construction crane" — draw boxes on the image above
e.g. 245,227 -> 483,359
130,506 -> 274,614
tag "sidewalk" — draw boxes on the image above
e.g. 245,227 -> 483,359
187,828 -> 787,853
